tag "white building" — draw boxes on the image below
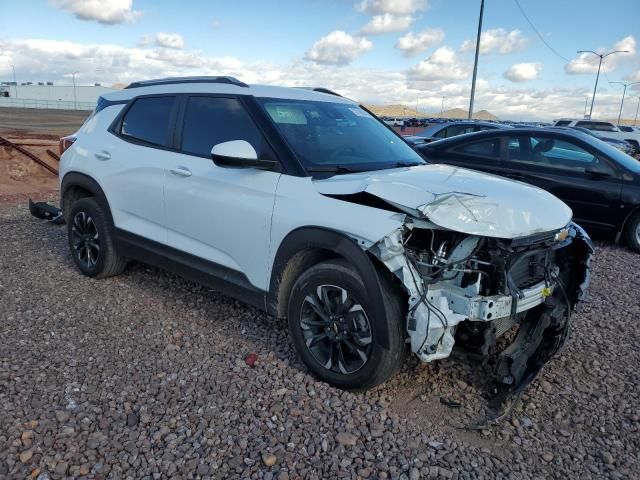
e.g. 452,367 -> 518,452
0,84 -> 116,110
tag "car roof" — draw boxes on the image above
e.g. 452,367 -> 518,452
101,76 -> 356,105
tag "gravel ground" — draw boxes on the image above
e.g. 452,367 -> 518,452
0,200 -> 638,480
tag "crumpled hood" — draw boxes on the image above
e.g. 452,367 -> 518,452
313,164 -> 573,239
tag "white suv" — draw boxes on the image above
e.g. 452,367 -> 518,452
59,77 -> 592,400
553,119 -> 640,154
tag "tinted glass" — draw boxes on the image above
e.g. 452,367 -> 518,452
445,124 -> 476,137
181,97 -> 271,158
259,99 -> 424,171
432,127 -> 447,138
507,135 -> 609,173
452,138 -> 500,158
575,121 -> 617,132
121,96 -> 175,146
555,120 -> 571,127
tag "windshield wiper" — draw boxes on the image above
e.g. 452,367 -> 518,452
306,165 -> 362,174
393,161 -> 425,168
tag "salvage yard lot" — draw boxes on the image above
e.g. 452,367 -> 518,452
0,108 -> 638,479
0,201 -> 638,479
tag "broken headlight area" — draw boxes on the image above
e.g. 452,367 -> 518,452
369,221 -> 593,405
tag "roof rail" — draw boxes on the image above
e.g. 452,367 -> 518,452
295,87 -> 343,97
125,76 -> 249,89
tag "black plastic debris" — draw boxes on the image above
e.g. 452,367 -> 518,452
29,199 -> 65,224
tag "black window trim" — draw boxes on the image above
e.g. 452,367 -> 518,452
108,93 -> 307,175
108,93 -> 181,152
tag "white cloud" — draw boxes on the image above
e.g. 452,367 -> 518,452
361,14 -> 413,34
50,0 -> 142,24
406,46 -> 470,84
1,37 -> 633,121
305,31 -> 372,66
460,28 -> 528,55
357,0 -> 428,15
565,35 -> 637,74
154,33 -> 185,49
503,62 -> 543,82
395,29 -> 444,56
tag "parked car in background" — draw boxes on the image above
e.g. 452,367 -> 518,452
560,126 -> 636,156
552,119 -> 640,154
413,120 -> 512,143
415,127 -> 640,250
58,76 -> 592,398
383,117 -> 405,127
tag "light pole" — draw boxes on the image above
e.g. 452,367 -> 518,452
10,64 -> 18,98
415,93 -> 419,116
441,96 -> 445,115
578,49 -> 628,119
583,97 -> 589,119
635,97 -> 640,126
71,72 -> 78,110
609,81 -> 640,126
468,0 -> 484,120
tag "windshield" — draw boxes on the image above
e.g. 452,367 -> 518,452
258,98 -> 425,173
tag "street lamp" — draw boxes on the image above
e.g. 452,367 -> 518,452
10,64 -> 18,98
441,96 -> 445,115
71,71 -> 79,110
609,81 -> 640,126
634,96 -> 640,126
468,0 -> 484,120
577,49 -> 628,119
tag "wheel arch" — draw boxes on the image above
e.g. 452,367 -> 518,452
617,205 -> 640,244
61,172 -> 113,226
268,227 -> 401,349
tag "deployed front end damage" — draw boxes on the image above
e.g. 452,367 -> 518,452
368,219 -> 593,404
314,164 -> 593,404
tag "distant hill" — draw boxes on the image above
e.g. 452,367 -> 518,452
365,104 -> 499,120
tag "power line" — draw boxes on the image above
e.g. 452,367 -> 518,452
513,0 -> 572,63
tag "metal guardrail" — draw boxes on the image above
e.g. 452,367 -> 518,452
0,98 -> 96,111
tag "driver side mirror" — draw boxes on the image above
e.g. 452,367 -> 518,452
211,140 -> 280,171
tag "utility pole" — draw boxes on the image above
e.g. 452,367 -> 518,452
609,81 -> 640,125
71,72 -> 78,110
578,49 -> 628,119
468,0 -> 484,120
11,64 -> 18,98
415,93 -> 419,116
635,97 -> 640,126
441,96 -> 445,115
583,97 -> 589,119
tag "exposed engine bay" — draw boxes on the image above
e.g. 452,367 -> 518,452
369,219 -> 593,404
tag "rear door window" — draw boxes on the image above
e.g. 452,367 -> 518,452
180,96 -> 274,159
554,120 -> 571,127
120,96 -> 176,147
451,138 -> 501,159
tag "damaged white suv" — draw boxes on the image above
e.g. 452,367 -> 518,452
59,77 -> 593,401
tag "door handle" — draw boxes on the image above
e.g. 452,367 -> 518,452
170,166 -> 192,177
94,151 -> 111,161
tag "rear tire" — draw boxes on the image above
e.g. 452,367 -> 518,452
67,197 -> 127,278
287,259 -> 406,390
625,212 -> 640,252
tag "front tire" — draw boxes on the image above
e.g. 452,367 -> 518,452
287,259 -> 406,390
67,197 -> 127,278
625,212 -> 640,252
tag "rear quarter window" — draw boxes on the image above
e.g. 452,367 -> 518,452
120,96 -> 176,146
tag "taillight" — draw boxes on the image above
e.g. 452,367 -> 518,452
59,135 -> 77,155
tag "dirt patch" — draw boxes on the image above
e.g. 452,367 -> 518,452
0,107 -> 86,198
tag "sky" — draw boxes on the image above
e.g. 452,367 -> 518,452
1,0 -> 639,120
